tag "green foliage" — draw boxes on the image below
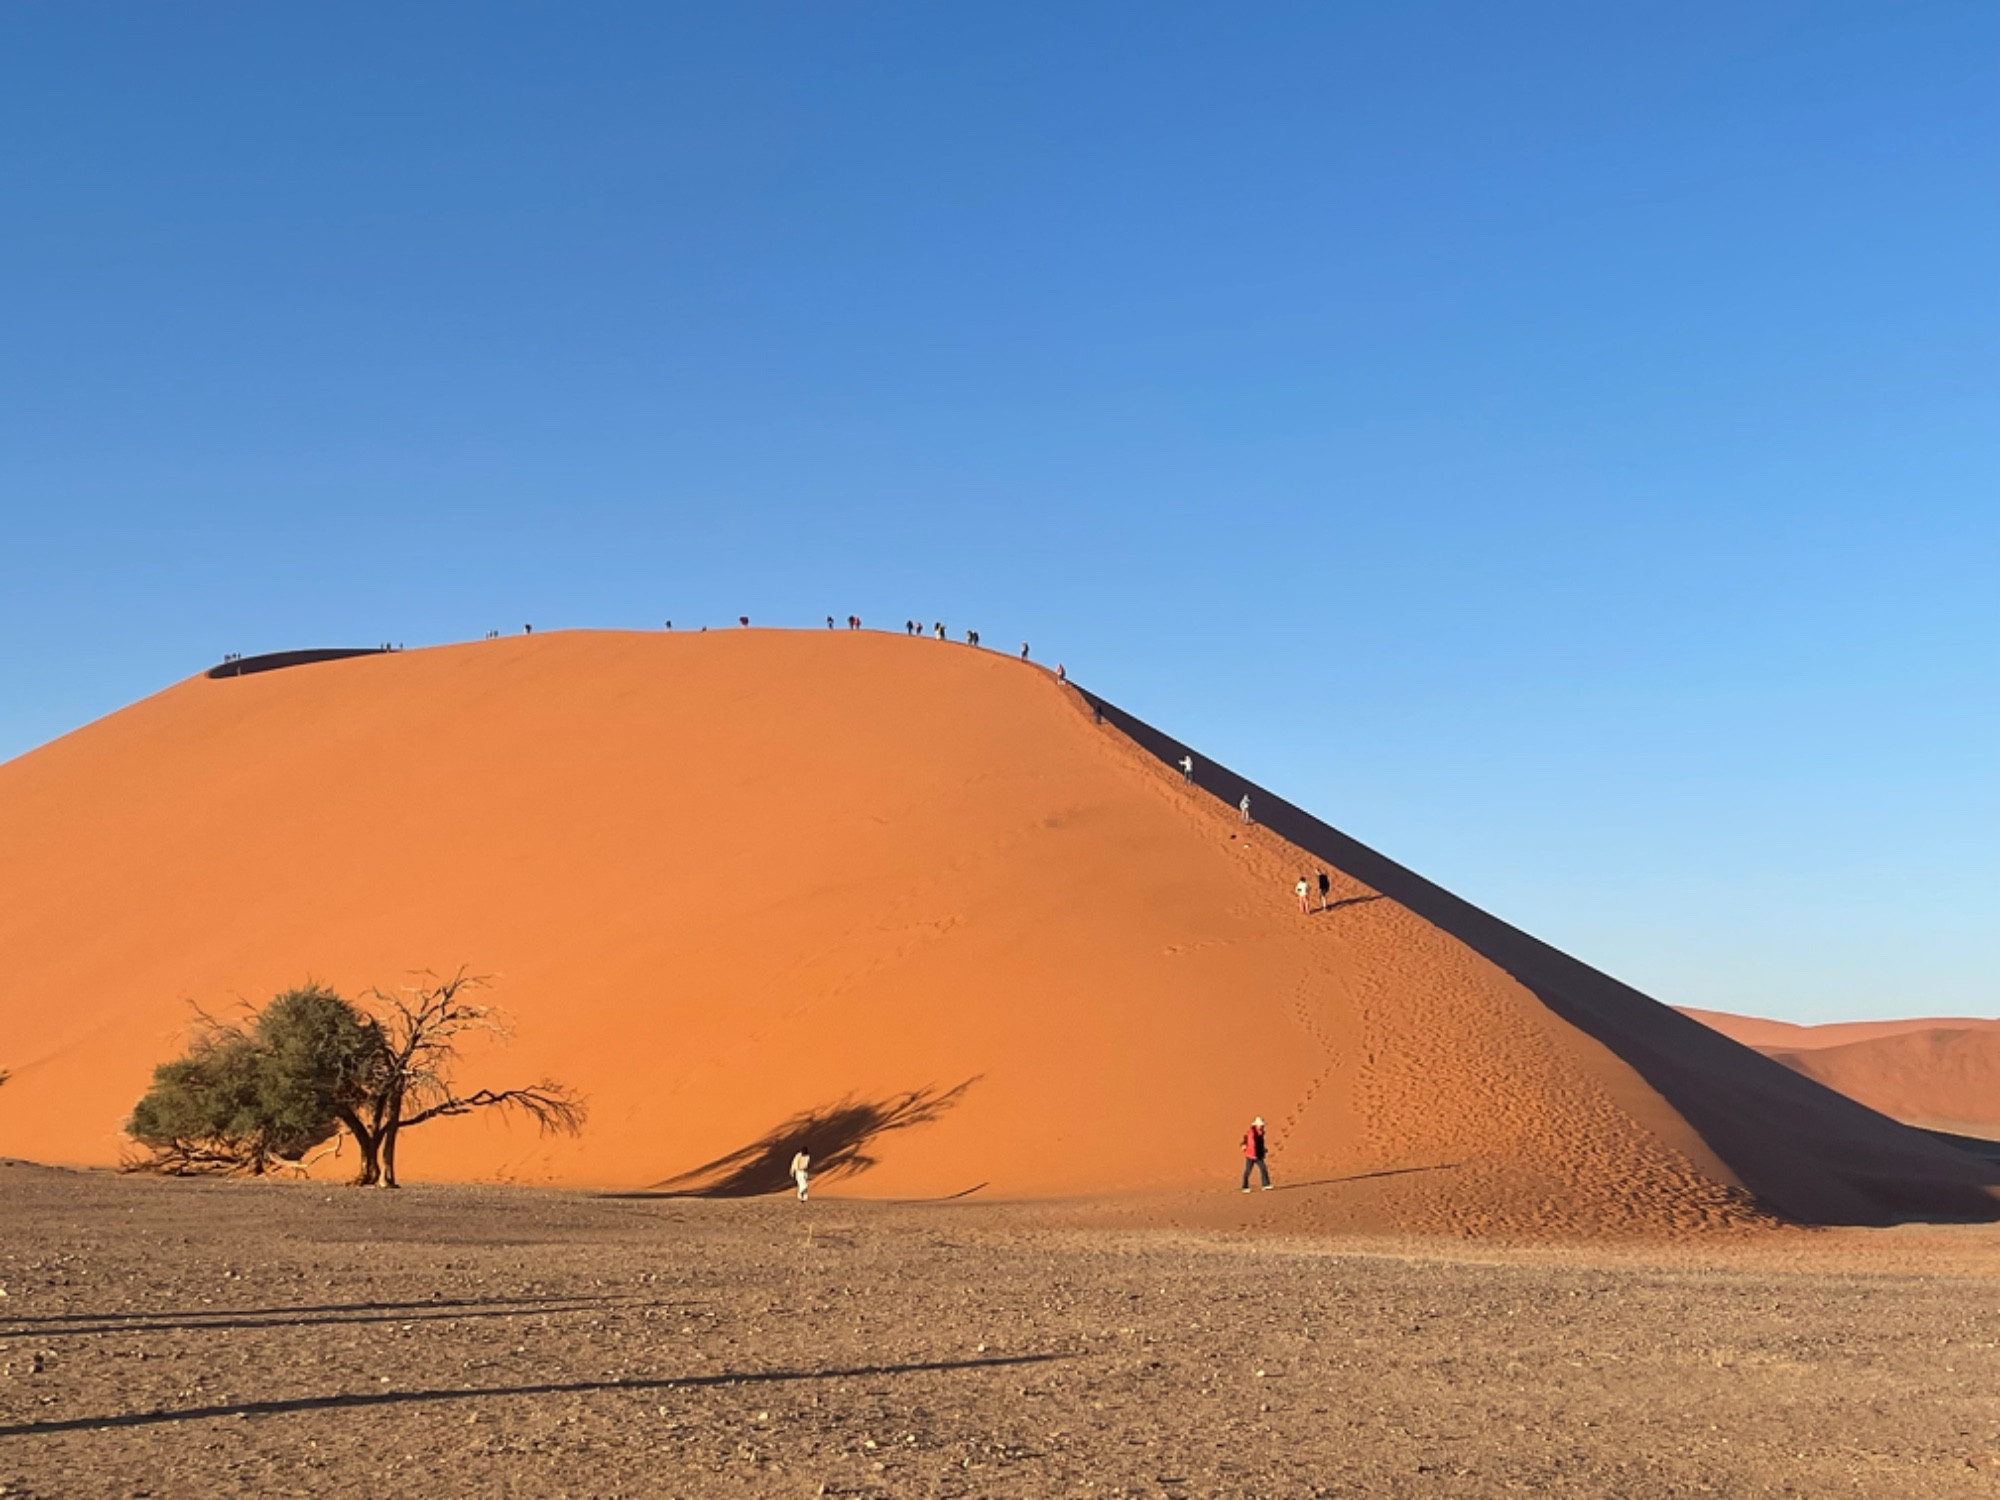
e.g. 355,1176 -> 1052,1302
125,972 -> 583,1185
254,985 -> 384,1143
126,985 -> 379,1175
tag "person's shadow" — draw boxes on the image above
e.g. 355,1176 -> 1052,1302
626,1079 -> 980,1197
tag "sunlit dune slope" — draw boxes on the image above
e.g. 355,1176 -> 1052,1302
1684,1010 -> 2000,1140
1,630 -> 1993,1233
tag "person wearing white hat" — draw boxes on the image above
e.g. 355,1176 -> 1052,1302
1241,1117 -> 1271,1192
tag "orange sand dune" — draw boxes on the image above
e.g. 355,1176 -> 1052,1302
1683,1009 -> 2000,1139
1681,1007 -> 2000,1052
1,630 -> 1994,1233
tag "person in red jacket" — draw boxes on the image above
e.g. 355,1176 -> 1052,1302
1241,1116 -> 1271,1192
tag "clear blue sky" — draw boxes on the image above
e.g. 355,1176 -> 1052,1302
2,4 -> 1993,1023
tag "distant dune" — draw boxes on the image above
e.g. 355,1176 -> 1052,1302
1,629 -> 1994,1234
1682,1009 -> 2000,1140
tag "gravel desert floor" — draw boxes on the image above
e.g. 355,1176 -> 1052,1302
5,1162 -> 2000,1499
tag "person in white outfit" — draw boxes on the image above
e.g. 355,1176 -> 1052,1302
791,1150 -> 811,1201
1179,755 -> 1194,785
1239,793 -> 1252,824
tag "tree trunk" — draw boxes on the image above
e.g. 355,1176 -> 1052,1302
335,1106 -> 380,1186
379,1084 -> 404,1188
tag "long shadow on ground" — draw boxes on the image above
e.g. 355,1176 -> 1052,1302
624,1080 -> 980,1198
1268,1164 -> 1460,1193
0,1353 -> 1066,1439
1075,685 -> 2000,1228
2,1296 -> 654,1341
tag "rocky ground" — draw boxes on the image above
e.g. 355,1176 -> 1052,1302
4,1161 -> 2000,1498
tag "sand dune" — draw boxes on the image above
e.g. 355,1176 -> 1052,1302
1681,1007 -> 2000,1052
1683,1009 -> 2000,1139
1,629 -> 1993,1233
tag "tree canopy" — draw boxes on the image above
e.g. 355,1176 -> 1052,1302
126,973 -> 582,1185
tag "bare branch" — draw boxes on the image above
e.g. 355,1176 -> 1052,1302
120,1139 -> 268,1177
401,1082 -> 586,1136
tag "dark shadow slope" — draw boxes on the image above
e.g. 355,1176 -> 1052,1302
207,648 -> 388,679
1076,686 -> 2000,1227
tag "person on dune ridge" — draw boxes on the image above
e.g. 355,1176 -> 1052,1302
791,1150 -> 811,1202
1295,876 -> 1311,914
1241,1117 -> 1271,1192
1316,870 -> 1331,911
1179,754 -> 1194,785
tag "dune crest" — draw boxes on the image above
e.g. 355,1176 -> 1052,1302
1,629 -> 1993,1233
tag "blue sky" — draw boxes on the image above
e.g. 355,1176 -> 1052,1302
2,4 -> 1993,1022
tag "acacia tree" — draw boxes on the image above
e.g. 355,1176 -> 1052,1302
339,969 -> 584,1187
126,971 -> 583,1186
125,988 -> 358,1175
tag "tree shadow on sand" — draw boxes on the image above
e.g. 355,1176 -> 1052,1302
634,1079 -> 981,1198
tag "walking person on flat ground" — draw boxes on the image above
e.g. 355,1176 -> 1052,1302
1295,876 -> 1311,914
1241,1117 -> 1271,1192
1239,793 -> 1252,825
1317,870 -> 1331,910
791,1149 -> 811,1202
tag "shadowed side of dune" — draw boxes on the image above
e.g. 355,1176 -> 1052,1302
1078,688 -> 2000,1227
1764,1030 -> 2000,1141
206,648 -> 389,679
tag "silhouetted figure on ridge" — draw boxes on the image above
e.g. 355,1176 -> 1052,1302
1317,870 -> 1331,910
